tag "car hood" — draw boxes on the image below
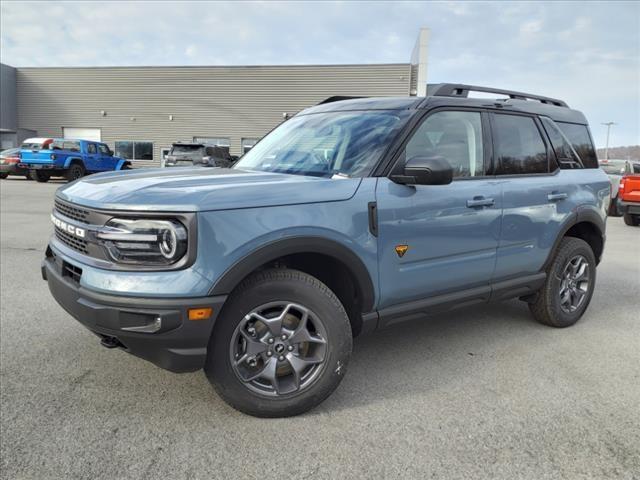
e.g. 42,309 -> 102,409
57,167 -> 362,212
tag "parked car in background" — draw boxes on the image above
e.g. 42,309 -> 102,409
18,138 -> 129,182
0,148 -> 28,179
618,164 -> 640,226
599,159 -> 632,216
43,84 -> 609,417
164,142 -> 236,168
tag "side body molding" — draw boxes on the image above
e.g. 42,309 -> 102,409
209,237 -> 376,314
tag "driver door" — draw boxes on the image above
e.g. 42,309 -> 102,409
375,109 -> 502,310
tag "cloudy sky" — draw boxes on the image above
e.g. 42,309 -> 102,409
1,1 -> 638,146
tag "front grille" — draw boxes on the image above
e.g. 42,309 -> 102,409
62,261 -> 82,284
54,199 -> 90,224
55,226 -> 89,254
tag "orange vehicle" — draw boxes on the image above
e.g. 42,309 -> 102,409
619,167 -> 640,226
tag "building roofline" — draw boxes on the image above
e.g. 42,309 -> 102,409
13,62 -> 411,70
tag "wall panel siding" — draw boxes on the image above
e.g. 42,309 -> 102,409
16,64 -> 411,167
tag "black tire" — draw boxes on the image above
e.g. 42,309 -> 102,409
529,237 -> 596,328
29,170 -> 50,183
623,213 -> 639,226
66,163 -> 85,182
205,268 -> 352,417
0,173 -> 8,179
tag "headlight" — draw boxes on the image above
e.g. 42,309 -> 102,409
97,218 -> 188,265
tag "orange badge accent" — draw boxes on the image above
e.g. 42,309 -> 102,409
395,245 -> 409,258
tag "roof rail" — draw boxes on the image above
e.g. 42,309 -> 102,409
427,83 -> 568,108
317,96 -> 365,105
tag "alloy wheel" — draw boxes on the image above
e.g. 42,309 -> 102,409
229,302 -> 328,396
558,254 -> 590,313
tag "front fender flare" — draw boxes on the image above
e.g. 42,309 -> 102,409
209,236 -> 376,313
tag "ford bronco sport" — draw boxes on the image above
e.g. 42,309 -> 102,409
42,84 -> 609,417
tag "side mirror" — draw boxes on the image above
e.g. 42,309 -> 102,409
392,156 -> 453,186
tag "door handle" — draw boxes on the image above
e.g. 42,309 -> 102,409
547,192 -> 568,202
466,197 -> 495,208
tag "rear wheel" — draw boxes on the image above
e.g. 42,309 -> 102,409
0,173 -> 8,179
623,213 -> 639,226
66,163 -> 85,182
29,170 -> 50,183
529,237 -> 596,328
205,269 -> 352,417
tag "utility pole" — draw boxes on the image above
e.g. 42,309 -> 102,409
601,122 -> 616,161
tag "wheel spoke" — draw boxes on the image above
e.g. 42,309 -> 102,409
288,309 -> 326,345
560,288 -> 571,307
239,329 -> 268,356
574,263 -> 589,282
573,287 -> 586,305
286,352 -> 325,379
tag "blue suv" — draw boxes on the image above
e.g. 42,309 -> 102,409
42,85 -> 609,417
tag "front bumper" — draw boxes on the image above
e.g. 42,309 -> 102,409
42,253 -> 226,373
619,200 -> 640,215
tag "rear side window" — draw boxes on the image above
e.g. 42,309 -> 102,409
540,117 -> 581,169
556,122 -> 598,168
493,114 -> 549,175
87,144 -> 97,154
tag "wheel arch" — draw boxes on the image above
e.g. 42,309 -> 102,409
115,159 -> 131,170
545,209 -> 605,269
209,237 -> 376,335
63,157 -> 85,169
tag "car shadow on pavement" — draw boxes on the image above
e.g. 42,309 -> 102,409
316,299 -> 548,414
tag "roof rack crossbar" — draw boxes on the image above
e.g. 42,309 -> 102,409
427,84 -> 568,108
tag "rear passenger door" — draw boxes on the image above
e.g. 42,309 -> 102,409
491,112 -> 575,280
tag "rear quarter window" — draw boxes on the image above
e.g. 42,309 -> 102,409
556,122 -> 598,168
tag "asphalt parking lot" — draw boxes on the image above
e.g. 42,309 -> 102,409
1,177 -> 639,479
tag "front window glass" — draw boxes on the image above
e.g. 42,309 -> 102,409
405,111 -> 484,178
234,111 -> 410,178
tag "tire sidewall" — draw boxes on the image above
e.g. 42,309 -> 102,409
206,270 -> 352,417
545,238 -> 597,327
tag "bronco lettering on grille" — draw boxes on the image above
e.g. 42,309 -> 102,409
51,214 -> 86,239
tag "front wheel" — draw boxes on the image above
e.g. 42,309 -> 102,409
529,237 -> 596,328
29,170 -> 50,182
205,269 -> 352,417
0,173 -> 8,179
623,213 -> 639,226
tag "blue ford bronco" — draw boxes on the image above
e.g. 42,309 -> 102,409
43,84 -> 609,417
19,138 -> 129,182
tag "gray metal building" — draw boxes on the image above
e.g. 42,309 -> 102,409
2,28 -> 429,167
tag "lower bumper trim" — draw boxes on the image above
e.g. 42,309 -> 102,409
43,256 -> 226,373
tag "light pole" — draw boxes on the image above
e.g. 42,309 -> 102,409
601,122 -> 616,161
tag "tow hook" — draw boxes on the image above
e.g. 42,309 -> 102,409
100,336 -> 124,349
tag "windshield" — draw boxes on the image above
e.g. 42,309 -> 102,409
171,145 -> 204,155
233,110 -> 410,177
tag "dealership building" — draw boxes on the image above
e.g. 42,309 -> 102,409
1,29 -> 429,168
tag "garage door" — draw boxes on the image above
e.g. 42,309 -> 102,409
63,128 -> 101,142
